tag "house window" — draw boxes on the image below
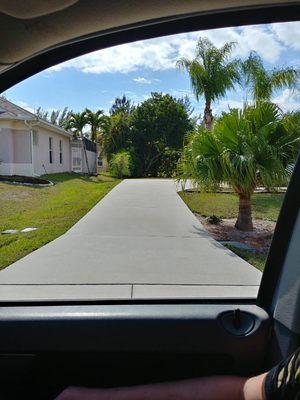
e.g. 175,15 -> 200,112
32,130 -> 38,145
49,137 -> 53,164
59,140 -> 63,164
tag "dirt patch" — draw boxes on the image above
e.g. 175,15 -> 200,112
195,213 -> 275,253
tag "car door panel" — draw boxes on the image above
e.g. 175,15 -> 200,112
0,304 -> 269,399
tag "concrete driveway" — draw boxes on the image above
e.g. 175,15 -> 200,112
0,179 -> 261,300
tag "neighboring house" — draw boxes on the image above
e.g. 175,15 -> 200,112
0,98 -> 98,176
97,152 -> 109,172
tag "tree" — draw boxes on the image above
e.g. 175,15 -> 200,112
36,107 -> 49,121
58,107 -> 72,128
85,108 -> 106,142
241,52 -> 298,102
36,106 -> 72,128
177,38 -> 240,130
131,92 -> 192,176
102,112 -> 132,157
110,95 -> 134,115
180,102 -> 300,230
65,111 -> 91,175
109,150 -> 133,178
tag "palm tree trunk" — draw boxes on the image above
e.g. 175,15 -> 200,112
203,101 -> 213,130
235,193 -> 253,231
91,127 -> 97,142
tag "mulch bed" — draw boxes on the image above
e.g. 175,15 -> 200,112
195,213 -> 275,254
0,175 -> 52,186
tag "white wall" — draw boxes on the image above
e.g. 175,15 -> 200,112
82,149 -> 97,174
33,126 -> 71,176
0,120 -> 72,177
0,121 -> 33,176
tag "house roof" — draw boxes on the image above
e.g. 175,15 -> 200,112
0,97 -> 72,137
0,97 -> 36,120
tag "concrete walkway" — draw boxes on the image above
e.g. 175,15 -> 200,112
0,179 -> 261,300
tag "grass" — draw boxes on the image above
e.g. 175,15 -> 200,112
224,244 -> 267,272
179,191 -> 284,221
179,191 -> 284,272
0,172 -> 120,270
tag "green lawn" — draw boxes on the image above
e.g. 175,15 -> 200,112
179,191 -> 284,272
224,245 -> 267,272
0,173 -> 120,270
179,191 -> 284,221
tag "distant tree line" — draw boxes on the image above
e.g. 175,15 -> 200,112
35,107 -> 73,128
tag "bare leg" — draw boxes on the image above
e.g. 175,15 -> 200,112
55,373 -> 267,400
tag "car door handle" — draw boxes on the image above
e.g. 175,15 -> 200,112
220,309 -> 255,336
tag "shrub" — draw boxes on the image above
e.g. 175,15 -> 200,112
157,148 -> 182,178
206,215 -> 221,225
109,150 -> 133,178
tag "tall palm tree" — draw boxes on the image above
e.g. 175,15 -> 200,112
65,111 -> 91,175
176,38 -> 240,130
241,52 -> 298,102
180,102 -> 300,230
85,108 -> 106,142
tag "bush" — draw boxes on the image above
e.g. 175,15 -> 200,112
157,148 -> 182,178
109,150 -> 133,178
206,215 -> 221,225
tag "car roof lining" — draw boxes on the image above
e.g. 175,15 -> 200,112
0,1 -> 299,92
0,0 -> 295,64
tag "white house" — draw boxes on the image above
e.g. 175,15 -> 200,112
0,98 -> 98,176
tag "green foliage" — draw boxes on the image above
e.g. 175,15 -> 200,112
241,52 -> 298,101
85,108 -> 106,142
157,148 -> 182,178
181,102 -> 299,195
110,95 -> 134,115
131,92 -> 192,176
65,111 -> 87,138
207,215 -> 221,225
179,101 -> 300,229
109,150 -> 133,178
177,38 -> 240,128
36,106 -> 72,128
103,93 -> 192,177
103,113 -> 132,157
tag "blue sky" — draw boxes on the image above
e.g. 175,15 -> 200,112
5,21 -> 300,118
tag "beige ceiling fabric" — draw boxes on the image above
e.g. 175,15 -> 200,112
0,0 -> 296,65
0,0 -> 79,18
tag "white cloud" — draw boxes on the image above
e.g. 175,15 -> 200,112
14,100 -> 35,114
133,77 -> 151,84
213,99 -> 245,115
272,88 -> 300,112
48,24 -> 293,76
202,26 -> 283,63
271,22 -> 300,50
169,88 -> 193,98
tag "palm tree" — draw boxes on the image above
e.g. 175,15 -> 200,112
65,111 -> 91,175
102,113 -> 131,157
176,38 -> 240,130
180,102 -> 300,230
85,108 -> 106,142
241,52 -> 298,102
